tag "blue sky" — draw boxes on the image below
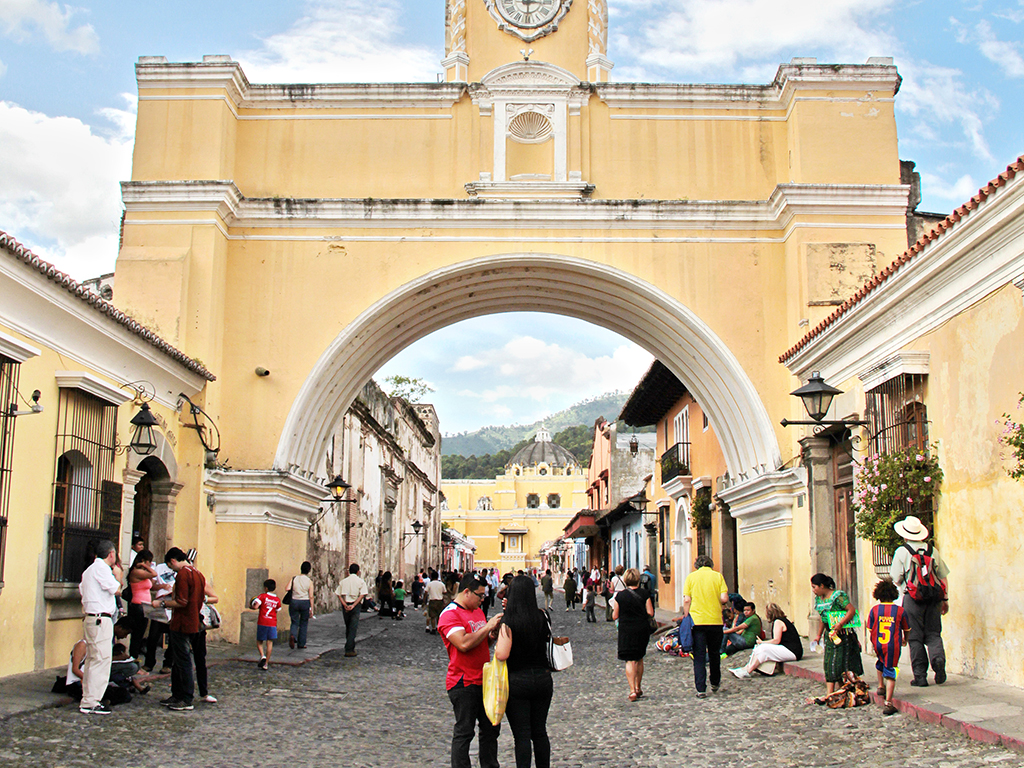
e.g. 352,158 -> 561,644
1,0 -> 1021,434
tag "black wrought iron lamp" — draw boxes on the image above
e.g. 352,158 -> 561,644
780,371 -> 869,430
402,520 -> 424,543
128,401 -> 159,455
629,434 -> 639,456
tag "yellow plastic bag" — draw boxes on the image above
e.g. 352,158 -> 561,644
482,657 -> 509,726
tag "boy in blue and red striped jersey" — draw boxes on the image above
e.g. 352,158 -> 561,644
868,580 -> 910,716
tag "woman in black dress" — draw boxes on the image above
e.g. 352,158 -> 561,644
612,567 -> 655,702
495,575 -> 554,768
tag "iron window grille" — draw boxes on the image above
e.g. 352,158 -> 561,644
547,493 -> 560,508
48,388 -> 122,583
526,493 -> 540,509
866,373 -> 929,456
660,442 -> 691,483
0,355 -> 20,587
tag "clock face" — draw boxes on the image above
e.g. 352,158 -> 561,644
495,0 -> 561,29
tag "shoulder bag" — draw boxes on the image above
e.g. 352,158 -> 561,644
544,611 -> 573,671
282,578 -> 294,605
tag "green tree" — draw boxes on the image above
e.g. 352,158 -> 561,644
381,375 -> 434,401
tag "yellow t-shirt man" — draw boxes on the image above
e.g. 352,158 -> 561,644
682,566 -> 729,626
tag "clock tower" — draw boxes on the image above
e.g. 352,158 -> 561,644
444,0 -> 612,83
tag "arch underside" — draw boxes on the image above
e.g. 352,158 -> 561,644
275,254 -> 782,481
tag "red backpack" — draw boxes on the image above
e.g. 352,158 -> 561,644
904,543 -> 946,604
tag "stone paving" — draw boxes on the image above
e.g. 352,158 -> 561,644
0,605 -> 1020,768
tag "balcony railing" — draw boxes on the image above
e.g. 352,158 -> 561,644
660,442 -> 691,483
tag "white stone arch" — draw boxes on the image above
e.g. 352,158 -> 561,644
275,253 -> 782,481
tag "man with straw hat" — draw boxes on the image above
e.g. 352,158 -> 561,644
889,515 -> 950,687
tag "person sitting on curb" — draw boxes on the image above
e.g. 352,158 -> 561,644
730,603 -> 803,678
721,602 -> 762,657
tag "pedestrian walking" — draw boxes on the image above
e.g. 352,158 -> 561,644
438,574 -> 504,768
584,581 -> 597,623
678,555 -> 729,699
78,539 -> 122,715
287,560 -> 315,650
867,580 -> 909,715
495,575 -> 553,768
541,569 -> 554,611
562,572 -> 577,611
811,573 -> 864,701
889,515 -> 949,687
336,563 -> 369,656
612,568 -> 655,702
154,546 -> 207,711
425,569 -> 447,634
480,568 -> 493,617
250,578 -> 282,670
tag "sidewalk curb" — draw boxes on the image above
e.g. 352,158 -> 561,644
779,663 -> 1024,755
220,623 -> 389,667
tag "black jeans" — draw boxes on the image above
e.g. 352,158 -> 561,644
127,602 -> 148,659
167,630 -> 195,704
691,624 -> 724,693
144,621 -> 168,670
506,667 -> 553,768
190,630 -> 209,698
448,681 -> 500,768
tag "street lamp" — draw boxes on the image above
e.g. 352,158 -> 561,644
128,402 -> 159,455
327,475 -> 352,500
629,434 -> 639,456
402,520 -> 424,543
780,371 -> 868,429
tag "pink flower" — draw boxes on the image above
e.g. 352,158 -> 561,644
880,484 -> 887,490
916,454 -> 925,461
924,476 -> 931,483
907,497 -> 914,503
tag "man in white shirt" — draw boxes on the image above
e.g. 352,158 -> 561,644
78,539 -> 122,715
336,563 -> 369,657
425,570 -> 447,634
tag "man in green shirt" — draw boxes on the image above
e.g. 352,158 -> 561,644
722,602 -> 762,656
678,555 -> 729,698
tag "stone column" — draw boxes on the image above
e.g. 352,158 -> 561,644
120,468 -> 145,560
801,435 -> 836,578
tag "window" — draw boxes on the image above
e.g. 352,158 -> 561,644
0,355 -> 19,587
866,373 -> 928,456
476,496 -> 493,511
48,388 -> 122,583
526,493 -> 540,509
703,411 -> 709,432
547,493 -> 560,508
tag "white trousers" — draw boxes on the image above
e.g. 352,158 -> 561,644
81,616 -> 113,708
750,643 -> 797,665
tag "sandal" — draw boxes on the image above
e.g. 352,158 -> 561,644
628,692 -> 638,702
135,684 -> 151,694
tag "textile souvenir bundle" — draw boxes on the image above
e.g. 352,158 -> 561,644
814,672 -> 872,709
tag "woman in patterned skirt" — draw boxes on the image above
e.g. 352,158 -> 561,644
811,573 -> 863,699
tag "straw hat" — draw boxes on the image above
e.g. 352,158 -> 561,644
893,515 -> 929,541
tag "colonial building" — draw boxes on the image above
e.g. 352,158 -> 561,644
781,155 -> 1024,687
618,362 -> 733,613
442,429 -> 588,571
0,231 -> 213,676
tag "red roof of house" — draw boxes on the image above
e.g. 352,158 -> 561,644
0,230 -> 216,381
780,154 -> 1024,365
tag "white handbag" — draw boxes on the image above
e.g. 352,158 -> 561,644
545,611 -> 573,671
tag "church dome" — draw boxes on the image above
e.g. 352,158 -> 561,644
507,428 -> 579,472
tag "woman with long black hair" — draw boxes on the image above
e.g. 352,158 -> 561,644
495,574 -> 553,768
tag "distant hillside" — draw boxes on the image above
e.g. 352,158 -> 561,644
441,392 -> 629,457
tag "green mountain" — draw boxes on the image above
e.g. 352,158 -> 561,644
441,392 -> 629,457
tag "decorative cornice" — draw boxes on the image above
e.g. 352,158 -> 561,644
207,469 -> 328,532
717,467 -> 806,534
0,330 -> 40,363
122,180 -> 909,231
858,351 -> 930,392
54,372 -> 133,406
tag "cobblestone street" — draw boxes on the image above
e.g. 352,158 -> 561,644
1,605 -> 1019,768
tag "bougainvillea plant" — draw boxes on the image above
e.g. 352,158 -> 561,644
999,394 -> 1024,482
691,487 -> 712,530
853,447 -> 944,554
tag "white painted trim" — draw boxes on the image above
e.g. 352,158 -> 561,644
138,96 -> 456,121
207,469 -> 328,532
0,259 -> 208,408
690,476 -> 713,492
786,166 -> 1024,382
661,474 -> 692,500
858,351 -> 930,391
1013,273 -> 1024,303
718,467 -> 806,534
122,180 -> 909,232
54,372 -> 133,405
0,330 -> 40,362
275,253 -> 783,485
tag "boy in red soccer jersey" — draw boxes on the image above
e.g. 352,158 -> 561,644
868,580 -> 910,715
250,579 -> 282,670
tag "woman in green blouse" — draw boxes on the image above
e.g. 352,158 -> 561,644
811,573 -> 864,698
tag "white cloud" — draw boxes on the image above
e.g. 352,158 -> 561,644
0,96 -> 135,278
918,171 -> 979,204
0,0 -> 99,54
238,0 -> 439,83
611,0 -> 899,79
897,59 -> 997,162
452,336 -> 654,405
974,19 -> 1024,77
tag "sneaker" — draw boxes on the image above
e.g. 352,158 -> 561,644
934,665 -> 947,685
168,700 -> 194,711
695,691 -> 707,699
883,702 -> 898,716
289,635 -> 296,650
910,678 -> 929,687
730,667 -> 751,679
198,695 -> 218,704
876,686 -> 886,696
159,696 -> 177,707
80,703 -> 112,715
159,666 -> 172,675
258,657 -> 267,670
711,684 -> 720,693
344,650 -> 357,657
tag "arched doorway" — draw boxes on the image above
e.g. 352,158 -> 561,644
673,495 -> 692,610
132,456 -> 169,548
125,436 -> 181,560
275,253 -> 782,482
